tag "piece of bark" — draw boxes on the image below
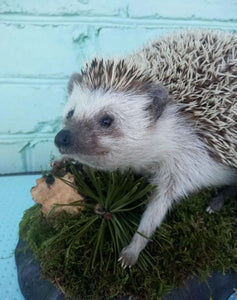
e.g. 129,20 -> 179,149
31,173 -> 83,216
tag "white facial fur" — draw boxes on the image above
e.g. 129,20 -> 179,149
63,84 -> 161,170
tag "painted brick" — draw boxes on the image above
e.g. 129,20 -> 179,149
0,83 -> 66,133
1,0 -> 237,20
0,1 -> 236,174
0,23 -> 83,77
127,0 -> 237,20
22,140 -> 59,173
0,143 -> 26,174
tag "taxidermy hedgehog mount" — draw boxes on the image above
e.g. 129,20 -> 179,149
54,30 -> 237,267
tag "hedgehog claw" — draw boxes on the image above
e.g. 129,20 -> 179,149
206,206 -> 215,214
119,246 -> 139,269
206,186 -> 237,214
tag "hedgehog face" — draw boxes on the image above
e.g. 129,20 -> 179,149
55,80 -> 168,170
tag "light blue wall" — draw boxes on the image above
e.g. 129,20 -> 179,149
0,0 -> 236,174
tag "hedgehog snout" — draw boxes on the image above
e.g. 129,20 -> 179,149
54,129 -> 73,150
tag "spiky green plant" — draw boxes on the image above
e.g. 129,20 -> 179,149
37,164 -> 155,273
72,165 -> 155,270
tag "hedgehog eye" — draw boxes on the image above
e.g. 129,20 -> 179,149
67,109 -> 74,119
99,115 -> 114,128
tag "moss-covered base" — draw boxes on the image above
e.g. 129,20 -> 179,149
19,188 -> 237,299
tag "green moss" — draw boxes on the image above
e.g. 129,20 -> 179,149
19,166 -> 237,299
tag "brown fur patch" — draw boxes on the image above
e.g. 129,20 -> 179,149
63,110 -> 123,156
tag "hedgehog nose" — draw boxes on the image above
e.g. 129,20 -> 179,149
54,129 -> 72,148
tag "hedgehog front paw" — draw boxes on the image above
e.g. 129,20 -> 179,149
118,246 -> 139,268
206,194 -> 225,214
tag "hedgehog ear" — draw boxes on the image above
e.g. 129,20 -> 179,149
67,73 -> 82,94
146,85 -> 169,121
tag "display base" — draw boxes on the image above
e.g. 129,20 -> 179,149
15,239 -> 237,300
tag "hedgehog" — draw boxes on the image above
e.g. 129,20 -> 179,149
54,30 -> 237,268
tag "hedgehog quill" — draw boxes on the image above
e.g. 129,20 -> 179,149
54,30 -> 237,268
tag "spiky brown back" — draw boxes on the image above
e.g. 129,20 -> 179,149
132,30 -> 237,169
76,58 -> 155,95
